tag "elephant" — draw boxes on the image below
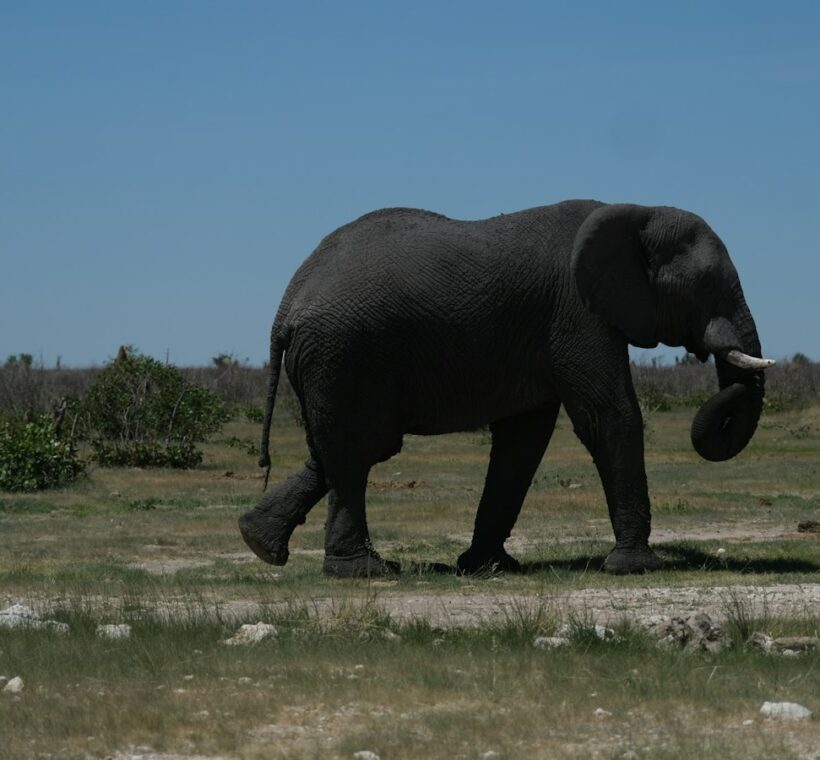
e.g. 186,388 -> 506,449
238,200 -> 774,577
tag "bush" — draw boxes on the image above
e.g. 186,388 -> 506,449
238,404 -> 264,423
89,439 -> 203,469
79,349 -> 228,468
0,414 -> 84,492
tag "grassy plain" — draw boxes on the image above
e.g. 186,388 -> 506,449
1,404 -> 818,758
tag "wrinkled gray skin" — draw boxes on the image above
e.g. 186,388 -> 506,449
239,201 -> 766,577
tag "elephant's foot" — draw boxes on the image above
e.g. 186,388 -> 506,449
238,508 -> 306,566
456,545 -> 521,575
322,549 -> 401,578
603,545 -> 664,575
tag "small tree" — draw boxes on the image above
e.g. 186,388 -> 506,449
80,348 -> 228,468
212,352 -> 241,369
0,414 -> 84,491
5,353 -> 33,369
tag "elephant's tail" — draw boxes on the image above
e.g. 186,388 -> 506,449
258,324 -> 287,481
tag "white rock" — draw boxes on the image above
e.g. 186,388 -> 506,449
594,707 -> 613,718
96,624 -> 131,640
742,719 -> 754,726
533,636 -> 570,650
655,617 -> 687,645
594,625 -> 617,641
773,636 -> 819,653
3,676 -> 23,694
653,612 -> 726,653
760,701 -> 812,720
640,614 -> 667,629
0,604 -> 36,620
354,752 -> 381,760
746,632 -> 774,653
552,623 -> 617,641
0,604 -> 68,634
222,622 -> 278,646
683,612 -> 725,653
750,633 -> 817,657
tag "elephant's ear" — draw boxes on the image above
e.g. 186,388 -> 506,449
571,204 -> 659,348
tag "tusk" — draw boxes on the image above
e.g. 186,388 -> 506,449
724,350 -> 776,371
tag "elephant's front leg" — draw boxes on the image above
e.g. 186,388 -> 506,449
565,394 -> 664,574
457,404 -> 560,574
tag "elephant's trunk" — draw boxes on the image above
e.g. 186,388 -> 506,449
690,294 -> 768,462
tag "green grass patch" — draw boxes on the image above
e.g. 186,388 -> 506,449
1,602 -> 817,759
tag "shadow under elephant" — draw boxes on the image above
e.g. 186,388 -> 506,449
402,543 -> 820,577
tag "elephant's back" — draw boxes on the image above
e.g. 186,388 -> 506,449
286,207 -> 537,309
291,207 -> 470,288
282,208 -> 482,326
281,201 -> 599,361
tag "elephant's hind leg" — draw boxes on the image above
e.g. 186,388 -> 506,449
457,403 -> 560,574
239,457 -> 327,565
321,473 -> 401,578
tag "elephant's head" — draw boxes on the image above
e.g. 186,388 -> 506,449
571,203 -> 774,462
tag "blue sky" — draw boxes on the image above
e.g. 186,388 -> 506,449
2,1 -> 818,366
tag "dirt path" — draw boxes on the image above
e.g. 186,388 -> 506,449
368,582 -> 820,627
11,582 -> 816,629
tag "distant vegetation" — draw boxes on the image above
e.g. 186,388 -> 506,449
0,349 -> 243,490
630,353 -> 820,413
2,351 -> 817,419
0,349 -> 817,491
